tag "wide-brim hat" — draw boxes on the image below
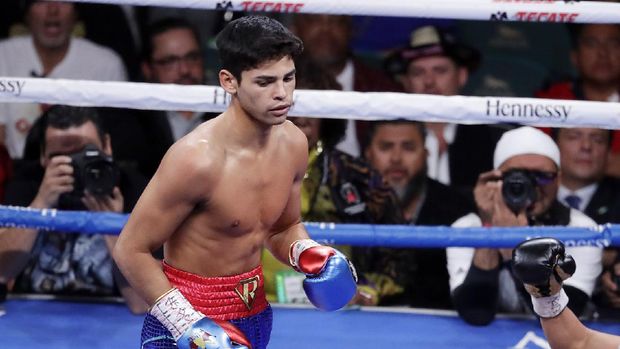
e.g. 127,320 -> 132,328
384,25 -> 481,75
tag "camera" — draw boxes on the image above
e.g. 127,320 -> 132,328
501,169 -> 538,214
68,144 -> 119,198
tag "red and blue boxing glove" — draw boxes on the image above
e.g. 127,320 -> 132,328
150,288 -> 251,349
289,239 -> 358,311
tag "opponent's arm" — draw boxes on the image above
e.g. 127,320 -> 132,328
512,238 -> 620,349
540,306 -> 620,349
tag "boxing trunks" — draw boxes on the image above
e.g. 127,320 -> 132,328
141,262 -> 272,349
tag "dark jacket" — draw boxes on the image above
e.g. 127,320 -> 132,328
355,177 -> 473,309
449,124 -> 508,197
584,176 -> 620,225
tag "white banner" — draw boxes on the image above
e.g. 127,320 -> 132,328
2,77 -> 620,129
61,0 -> 620,24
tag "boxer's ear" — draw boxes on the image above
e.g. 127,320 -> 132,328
219,69 -> 238,95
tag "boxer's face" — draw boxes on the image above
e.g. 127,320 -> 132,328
365,123 -> 427,200
233,56 -> 296,126
41,121 -> 110,167
27,1 -> 77,50
573,24 -> 620,87
403,56 -> 467,96
143,28 -> 205,85
556,128 -> 609,186
499,154 -> 559,217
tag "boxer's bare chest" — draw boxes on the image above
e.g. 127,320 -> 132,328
200,147 -> 296,235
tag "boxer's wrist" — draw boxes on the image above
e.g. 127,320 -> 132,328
149,288 -> 204,340
531,288 -> 569,319
289,239 -> 321,271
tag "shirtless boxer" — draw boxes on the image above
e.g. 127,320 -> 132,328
113,16 -> 357,349
513,238 -> 620,349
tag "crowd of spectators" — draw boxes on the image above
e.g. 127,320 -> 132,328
0,1 -> 619,325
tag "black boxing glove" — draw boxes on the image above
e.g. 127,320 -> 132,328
512,238 -> 576,318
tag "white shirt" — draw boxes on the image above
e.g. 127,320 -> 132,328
0,35 -> 127,158
558,183 -> 598,212
425,123 -> 457,185
334,59 -> 360,158
447,211 -> 602,305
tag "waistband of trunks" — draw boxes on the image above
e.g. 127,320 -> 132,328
163,261 -> 268,320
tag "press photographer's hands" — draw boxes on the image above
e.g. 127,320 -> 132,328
32,144 -> 121,212
474,169 -> 528,227
31,155 -> 74,209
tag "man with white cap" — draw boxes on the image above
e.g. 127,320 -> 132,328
446,126 -> 602,326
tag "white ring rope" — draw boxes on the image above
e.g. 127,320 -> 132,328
61,0 -> 620,24
2,77 -> 620,129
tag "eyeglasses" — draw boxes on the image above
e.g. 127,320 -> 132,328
152,51 -> 202,70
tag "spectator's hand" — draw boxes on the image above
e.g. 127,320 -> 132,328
349,285 -> 379,306
474,170 -> 502,225
491,181 -> 527,227
82,187 -> 123,213
31,155 -> 74,209
600,263 -> 620,308
474,170 -> 527,227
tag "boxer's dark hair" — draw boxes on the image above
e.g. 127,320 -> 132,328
215,15 -> 303,81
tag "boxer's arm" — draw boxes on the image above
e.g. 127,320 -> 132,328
541,307 -> 620,349
113,141 -> 212,305
264,167 -> 308,264
265,124 -> 310,264
513,238 -> 620,349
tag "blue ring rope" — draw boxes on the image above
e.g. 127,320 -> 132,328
0,205 -> 617,248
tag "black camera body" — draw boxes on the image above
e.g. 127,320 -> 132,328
501,169 -> 538,214
69,144 -> 119,198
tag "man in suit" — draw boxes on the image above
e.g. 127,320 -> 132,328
537,24 -> 620,177
385,25 -> 508,196
553,127 -> 620,317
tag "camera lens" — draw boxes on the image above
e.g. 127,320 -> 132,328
83,161 -> 118,196
502,170 -> 537,214
506,182 -> 526,197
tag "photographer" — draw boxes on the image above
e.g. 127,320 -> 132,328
446,126 -> 603,326
0,105 -> 147,313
